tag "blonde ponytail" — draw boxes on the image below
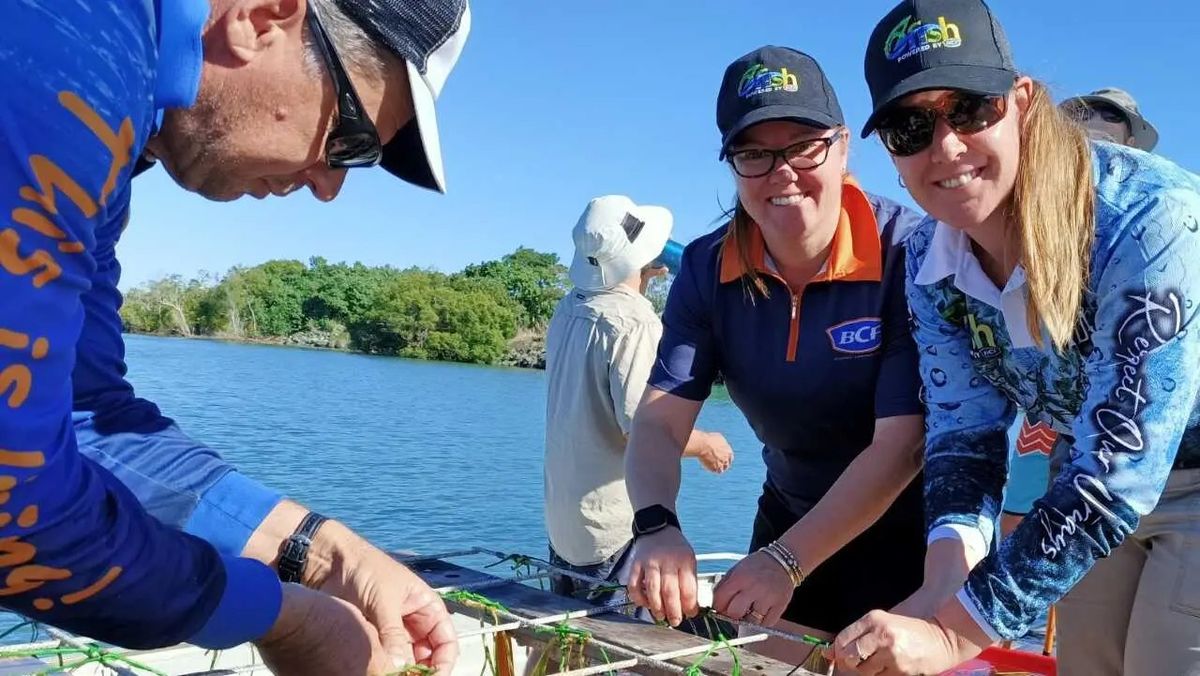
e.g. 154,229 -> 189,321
1011,81 -> 1095,350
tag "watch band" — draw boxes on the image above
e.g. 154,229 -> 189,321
278,511 -> 328,584
632,505 -> 681,539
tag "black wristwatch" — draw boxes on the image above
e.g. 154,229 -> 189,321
632,505 -> 681,539
278,512 -> 328,583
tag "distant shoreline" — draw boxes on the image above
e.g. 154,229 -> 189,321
123,330 -> 549,370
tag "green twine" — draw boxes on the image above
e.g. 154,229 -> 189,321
440,590 -> 511,676
441,590 -> 510,617
0,643 -> 167,676
528,622 -> 612,676
679,610 -> 743,676
683,631 -> 741,676
384,665 -> 438,676
485,553 -> 547,592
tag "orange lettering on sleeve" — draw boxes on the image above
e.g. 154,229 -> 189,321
18,156 -> 98,219
0,451 -> 45,469
59,92 -> 135,207
16,506 -> 36,529
0,334 -> 49,360
0,230 -> 62,287
0,514 -> 10,528
0,330 -> 30,351
0,365 -> 32,408
0,565 -> 72,598
11,208 -> 67,240
0,536 -> 37,568
60,566 -> 121,605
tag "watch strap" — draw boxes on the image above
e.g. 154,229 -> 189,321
278,511 -> 328,584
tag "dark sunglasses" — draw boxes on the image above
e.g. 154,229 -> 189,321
305,4 -> 382,169
875,92 -> 1009,157
1075,102 -> 1128,125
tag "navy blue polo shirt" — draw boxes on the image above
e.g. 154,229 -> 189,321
650,180 -> 924,512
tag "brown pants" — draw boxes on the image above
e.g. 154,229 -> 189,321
1056,469 -> 1200,676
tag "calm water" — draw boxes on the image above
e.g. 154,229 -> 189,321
1,336 -> 1051,652
118,334 -> 767,557
2,335 -> 773,642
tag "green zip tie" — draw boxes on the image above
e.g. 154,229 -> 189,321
0,643 -> 168,676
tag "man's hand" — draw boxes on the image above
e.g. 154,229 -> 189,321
308,522 -> 459,673
243,505 -> 457,673
696,432 -> 733,474
257,583 -> 394,675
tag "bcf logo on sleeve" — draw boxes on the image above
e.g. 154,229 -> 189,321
826,317 -> 883,355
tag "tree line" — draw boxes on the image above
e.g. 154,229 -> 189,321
120,247 -> 571,365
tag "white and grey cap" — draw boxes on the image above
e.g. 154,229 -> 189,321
336,0 -> 471,192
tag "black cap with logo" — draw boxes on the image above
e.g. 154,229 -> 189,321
717,46 -> 845,159
861,0 -> 1016,138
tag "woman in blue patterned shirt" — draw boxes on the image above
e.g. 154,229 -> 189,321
829,1 -> 1200,675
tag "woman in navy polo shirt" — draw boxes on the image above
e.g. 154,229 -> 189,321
624,45 -> 928,650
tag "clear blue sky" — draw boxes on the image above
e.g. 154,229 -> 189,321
118,1 -> 1200,290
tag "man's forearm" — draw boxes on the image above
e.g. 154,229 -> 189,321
241,499 -> 364,589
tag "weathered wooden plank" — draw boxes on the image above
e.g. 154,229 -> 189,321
405,556 -> 824,675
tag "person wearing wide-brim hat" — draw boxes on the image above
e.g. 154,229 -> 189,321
1060,87 -> 1159,151
544,196 -> 735,606
622,44 -> 931,663
835,0 -> 1200,674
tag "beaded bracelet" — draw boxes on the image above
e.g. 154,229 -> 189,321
760,540 -> 806,588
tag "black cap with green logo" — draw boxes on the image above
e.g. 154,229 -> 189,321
861,0 -> 1016,138
717,46 -> 845,159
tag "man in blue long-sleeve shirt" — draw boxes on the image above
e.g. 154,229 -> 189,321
1,0 -> 469,671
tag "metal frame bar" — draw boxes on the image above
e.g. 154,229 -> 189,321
433,546 -> 827,649
456,599 -> 634,639
0,547 -> 825,676
448,593 -> 770,676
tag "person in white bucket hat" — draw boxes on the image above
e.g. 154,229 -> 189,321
544,196 -> 734,605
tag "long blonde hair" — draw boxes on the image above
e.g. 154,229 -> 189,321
1012,80 -> 1095,350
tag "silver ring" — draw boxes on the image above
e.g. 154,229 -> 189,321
746,609 -> 766,624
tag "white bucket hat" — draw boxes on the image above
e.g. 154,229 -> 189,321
568,196 -> 673,291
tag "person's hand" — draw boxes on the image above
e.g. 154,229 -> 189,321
626,527 -> 700,627
257,583 -> 394,675
829,608 -> 986,675
697,433 -> 733,474
711,549 -> 794,626
308,524 -> 458,673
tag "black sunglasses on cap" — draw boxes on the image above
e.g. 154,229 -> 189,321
875,91 -> 1009,157
305,3 -> 383,169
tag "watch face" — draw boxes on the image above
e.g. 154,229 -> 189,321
634,506 -> 674,535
